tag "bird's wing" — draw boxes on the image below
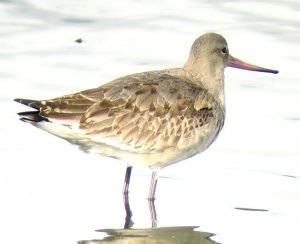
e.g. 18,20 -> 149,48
15,72 -> 222,153
77,72 -> 222,153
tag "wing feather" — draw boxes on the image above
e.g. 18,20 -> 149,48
77,73 -> 222,152
16,71 -> 223,154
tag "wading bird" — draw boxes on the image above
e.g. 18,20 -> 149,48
15,33 -> 278,201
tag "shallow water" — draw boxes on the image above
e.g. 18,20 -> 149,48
1,0 -> 300,244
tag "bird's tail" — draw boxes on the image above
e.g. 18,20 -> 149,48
14,98 -> 41,110
14,98 -> 47,123
17,111 -> 49,123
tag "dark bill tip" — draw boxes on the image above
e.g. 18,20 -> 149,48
228,55 -> 279,74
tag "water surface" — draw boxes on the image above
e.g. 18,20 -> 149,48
1,0 -> 300,244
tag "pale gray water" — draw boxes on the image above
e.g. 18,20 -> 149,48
1,0 -> 300,244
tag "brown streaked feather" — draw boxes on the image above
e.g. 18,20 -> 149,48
75,72 -> 222,152
15,71 -> 223,154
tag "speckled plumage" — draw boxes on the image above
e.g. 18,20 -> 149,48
15,33 -> 278,199
15,69 -> 225,168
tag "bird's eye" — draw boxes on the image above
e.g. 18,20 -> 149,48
221,47 -> 227,55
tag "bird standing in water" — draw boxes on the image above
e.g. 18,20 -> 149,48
15,33 -> 278,200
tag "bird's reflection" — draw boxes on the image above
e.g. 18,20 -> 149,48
79,226 -> 218,244
123,190 -> 133,229
79,194 -> 218,244
123,187 -> 157,228
148,199 -> 157,228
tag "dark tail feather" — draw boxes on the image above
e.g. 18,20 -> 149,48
14,98 -> 41,110
17,111 -> 49,123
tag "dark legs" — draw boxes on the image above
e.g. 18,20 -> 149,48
123,166 -> 132,194
122,167 -> 160,228
123,167 -> 133,229
123,166 -> 159,200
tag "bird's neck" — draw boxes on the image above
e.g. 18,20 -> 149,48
182,63 -> 226,108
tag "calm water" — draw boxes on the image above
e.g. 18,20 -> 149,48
1,0 -> 300,243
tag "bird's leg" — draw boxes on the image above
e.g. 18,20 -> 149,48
148,170 -> 159,200
123,166 -> 132,194
123,166 -> 133,229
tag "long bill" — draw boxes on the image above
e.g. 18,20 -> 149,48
228,55 -> 279,74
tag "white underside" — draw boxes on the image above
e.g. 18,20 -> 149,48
34,120 -> 221,169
